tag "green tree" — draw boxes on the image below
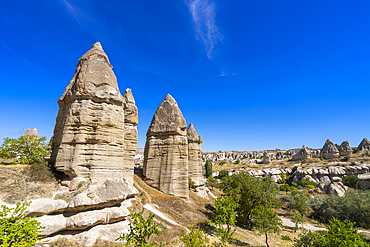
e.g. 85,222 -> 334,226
220,172 -> 281,228
289,190 -> 310,214
206,176 -> 218,190
116,209 -> 163,247
234,159 -> 240,164
0,135 -> 50,164
251,206 -> 282,247
218,170 -> 229,179
212,196 -> 239,245
292,212 -> 305,232
180,227 -> 210,247
205,160 -> 213,178
342,174 -> 359,189
0,202 -> 43,246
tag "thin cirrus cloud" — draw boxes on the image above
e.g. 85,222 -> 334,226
186,0 -> 222,59
60,0 -> 83,25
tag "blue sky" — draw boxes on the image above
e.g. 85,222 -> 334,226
1,0 -> 370,152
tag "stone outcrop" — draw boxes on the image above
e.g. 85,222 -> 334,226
321,139 -> 339,159
357,173 -> 370,190
261,151 -> 271,164
358,138 -> 370,151
24,128 -> 39,138
187,123 -> 205,187
338,141 -> 353,156
143,94 -> 189,198
291,145 -> 312,161
50,42 -> 138,183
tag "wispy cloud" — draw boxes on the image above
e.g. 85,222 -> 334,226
186,0 -> 222,59
60,0 -> 82,25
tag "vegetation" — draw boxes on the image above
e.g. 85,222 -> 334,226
0,202 -> 43,246
116,209 -> 163,247
180,227 -> 210,247
220,172 -> 281,228
205,160 -> 213,178
218,170 -> 229,179
0,135 -> 50,164
234,159 -> 240,164
343,174 -> 359,188
206,176 -> 218,190
251,206 -> 282,247
188,178 -> 195,189
212,195 -> 239,245
294,218 -> 367,247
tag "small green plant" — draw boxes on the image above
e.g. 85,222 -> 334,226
206,176 -> 218,190
352,148 -> 359,154
218,170 -> 229,179
305,184 -> 315,190
188,178 -> 196,189
219,161 -> 226,166
281,235 -> 292,241
180,227 -> 210,247
292,212 -> 305,232
234,159 -> 240,164
343,174 -> 359,188
116,209 -> 163,247
0,202 -> 43,246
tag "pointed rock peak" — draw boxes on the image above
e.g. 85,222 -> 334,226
147,94 -> 187,136
187,123 -> 200,143
123,88 -> 135,104
322,139 -> 338,152
92,41 -> 102,49
24,128 -> 39,138
80,41 -> 112,68
358,138 -> 370,150
302,145 -> 306,149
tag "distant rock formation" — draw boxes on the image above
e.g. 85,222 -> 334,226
291,145 -> 312,161
321,139 -> 339,159
143,94 -> 189,198
187,123 -> 205,187
24,128 -> 39,138
50,42 -> 138,184
358,138 -> 370,151
261,151 -> 271,164
338,141 -> 353,156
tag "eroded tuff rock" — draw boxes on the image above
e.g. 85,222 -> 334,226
261,152 -> 271,164
338,141 -> 353,156
187,123 -> 205,187
24,128 -> 39,138
358,138 -> 370,151
50,42 -> 138,183
143,94 -> 189,198
291,145 -> 312,161
321,139 -> 339,159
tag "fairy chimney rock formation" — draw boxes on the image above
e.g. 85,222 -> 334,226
24,128 -> 40,138
321,139 -> 339,159
261,152 -> 271,164
143,94 -> 189,198
50,42 -> 138,184
292,145 -> 312,161
187,123 -> 205,187
358,138 -> 370,151
338,141 -> 353,156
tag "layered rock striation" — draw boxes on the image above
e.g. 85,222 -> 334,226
338,141 -> 353,156
358,138 -> 370,151
187,123 -> 205,187
50,42 -> 138,183
321,139 -> 339,159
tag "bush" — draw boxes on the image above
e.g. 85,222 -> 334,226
180,227 -> 209,247
205,160 -> 213,178
0,202 -> 43,246
300,179 -> 318,189
353,148 -> 359,154
188,178 -> 196,189
219,161 -> 226,166
23,161 -> 55,182
206,176 -> 218,190
343,174 -> 359,188
234,159 -> 240,164
218,170 -> 229,179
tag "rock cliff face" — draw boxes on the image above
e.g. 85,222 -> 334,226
291,145 -> 312,161
187,123 -> 205,186
338,141 -> 353,156
358,138 -> 370,151
50,42 -> 138,183
143,94 -> 189,198
321,139 -> 339,159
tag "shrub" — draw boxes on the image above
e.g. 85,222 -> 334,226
205,160 -> 213,178
342,174 -> 359,189
352,148 -> 359,154
218,170 -> 229,179
23,161 -> 55,182
116,209 -> 163,247
300,179 -> 318,188
305,184 -> 315,190
206,176 -> 218,190
234,159 -> 240,164
0,202 -> 43,246
219,161 -> 226,166
188,178 -> 195,189
180,227 -> 209,247
288,190 -> 310,214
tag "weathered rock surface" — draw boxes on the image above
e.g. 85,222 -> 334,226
358,138 -> 370,151
50,42 -> 138,184
324,182 -> 347,197
143,94 -> 189,198
261,152 -> 271,164
291,145 -> 312,161
187,123 -> 205,187
24,128 -> 40,138
24,198 -> 68,217
321,139 -> 339,159
357,173 -> 370,190
338,141 -> 353,156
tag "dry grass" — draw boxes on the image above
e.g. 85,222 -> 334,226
0,164 -> 59,204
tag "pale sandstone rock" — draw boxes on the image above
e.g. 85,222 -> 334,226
338,141 -> 353,156
321,139 -> 339,159
261,152 -> 271,164
291,145 -> 312,161
24,128 -> 40,138
358,138 -> 370,151
25,198 -> 68,217
187,123 -> 204,187
143,94 -> 189,198
324,182 -> 347,197
50,42 -> 137,183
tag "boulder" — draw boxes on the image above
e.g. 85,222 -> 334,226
321,139 -> 339,159
25,198 -> 68,217
143,94 -> 189,198
291,145 -> 312,161
324,182 -> 347,197
187,123 -> 204,187
338,141 -> 353,156
261,152 -> 271,164
356,173 -> 370,190
50,42 -> 137,183
358,138 -> 370,151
